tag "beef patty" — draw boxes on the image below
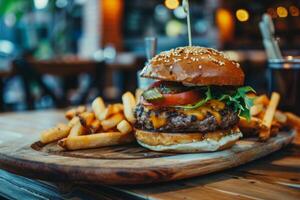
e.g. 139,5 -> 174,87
134,103 -> 239,133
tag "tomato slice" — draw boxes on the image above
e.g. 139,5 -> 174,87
143,90 -> 200,107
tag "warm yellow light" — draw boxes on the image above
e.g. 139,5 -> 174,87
236,9 -> 249,22
164,0 -> 179,10
277,6 -> 288,18
289,6 -> 299,17
216,8 -> 234,42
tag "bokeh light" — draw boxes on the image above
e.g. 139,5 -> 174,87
173,6 -> 187,19
216,8 -> 234,42
4,14 -> 16,27
56,0 -> 68,8
277,6 -> 288,18
0,40 -> 14,54
166,20 -> 184,36
267,8 -> 277,18
236,9 -> 249,22
289,6 -> 299,17
194,20 -> 208,34
164,0 -> 179,10
154,4 -> 170,22
34,0 -> 49,9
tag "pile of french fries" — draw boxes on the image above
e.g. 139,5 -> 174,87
40,92 -> 137,150
239,92 -> 300,141
40,89 -> 300,150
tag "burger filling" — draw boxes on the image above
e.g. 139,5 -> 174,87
135,103 -> 238,133
135,81 -> 254,133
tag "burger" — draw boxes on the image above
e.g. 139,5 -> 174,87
134,46 -> 254,152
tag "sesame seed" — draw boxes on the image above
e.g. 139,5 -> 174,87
149,46 -> 240,67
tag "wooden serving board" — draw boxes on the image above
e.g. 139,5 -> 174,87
0,111 -> 295,185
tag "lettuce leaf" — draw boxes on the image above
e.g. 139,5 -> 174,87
177,86 -> 255,121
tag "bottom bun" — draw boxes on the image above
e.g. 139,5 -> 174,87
135,127 -> 242,153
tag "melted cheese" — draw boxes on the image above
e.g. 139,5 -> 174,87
182,109 -> 205,120
206,100 -> 225,110
146,100 -> 225,127
150,114 -> 167,128
181,101 -> 223,124
211,111 -> 222,124
206,100 -> 224,124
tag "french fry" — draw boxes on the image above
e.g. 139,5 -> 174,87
239,117 -> 267,134
98,108 -> 110,121
122,92 -> 136,123
113,103 -> 124,111
239,117 -> 264,129
40,123 -> 70,144
254,95 -> 270,106
259,127 -> 272,141
117,120 -> 133,134
68,122 -> 87,137
101,113 -> 125,131
76,106 -> 87,114
58,131 -> 135,150
250,104 -> 264,116
92,97 -> 106,120
259,92 -> 280,141
257,110 -> 266,120
135,89 -> 144,103
65,106 -> 87,120
90,119 -> 102,133
65,108 -> 76,120
68,116 -> 80,128
274,110 -> 287,124
285,112 -> 300,130
78,112 -> 95,128
99,104 -> 124,120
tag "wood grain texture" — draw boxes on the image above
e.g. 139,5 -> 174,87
111,132 -> 300,199
0,110 -> 296,186
115,143 -> 300,200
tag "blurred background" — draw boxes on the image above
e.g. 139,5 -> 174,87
0,0 -> 299,112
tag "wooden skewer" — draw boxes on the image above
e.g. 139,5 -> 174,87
183,0 -> 192,46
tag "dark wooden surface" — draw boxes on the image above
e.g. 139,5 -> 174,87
0,110 -> 295,185
0,110 -> 299,199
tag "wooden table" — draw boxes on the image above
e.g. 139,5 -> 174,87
0,111 -> 299,200
12,54 -> 145,108
12,57 -> 107,108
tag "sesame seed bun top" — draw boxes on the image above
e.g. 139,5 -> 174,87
140,46 -> 245,86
